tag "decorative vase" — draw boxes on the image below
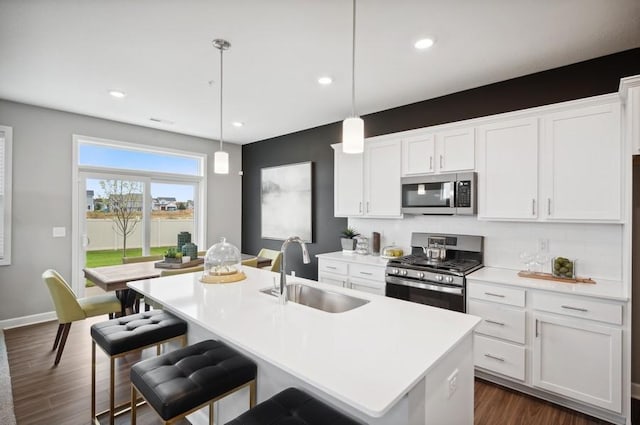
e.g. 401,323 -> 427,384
177,231 -> 191,251
164,257 -> 182,264
341,238 -> 357,251
181,242 -> 198,260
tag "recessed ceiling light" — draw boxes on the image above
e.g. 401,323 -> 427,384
108,89 -> 127,98
414,38 -> 435,50
232,121 -> 244,128
318,76 -> 333,85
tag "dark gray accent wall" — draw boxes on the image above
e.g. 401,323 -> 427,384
242,48 -> 640,280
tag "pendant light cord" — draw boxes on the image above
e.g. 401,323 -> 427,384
219,45 -> 224,151
351,0 -> 356,118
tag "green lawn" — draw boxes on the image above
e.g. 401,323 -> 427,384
85,246 -> 172,287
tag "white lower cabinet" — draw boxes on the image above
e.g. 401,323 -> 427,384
468,279 -> 625,418
532,312 -> 622,412
317,256 -> 386,295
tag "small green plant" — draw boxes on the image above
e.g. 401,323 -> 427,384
164,248 -> 182,259
341,228 -> 360,239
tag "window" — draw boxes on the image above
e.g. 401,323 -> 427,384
0,125 -> 12,265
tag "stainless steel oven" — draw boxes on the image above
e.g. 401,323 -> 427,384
401,172 -> 476,215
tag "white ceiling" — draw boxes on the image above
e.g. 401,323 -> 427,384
1,0 -> 639,145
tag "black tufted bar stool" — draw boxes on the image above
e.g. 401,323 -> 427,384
90,310 -> 188,425
130,339 -> 257,425
225,387 -> 363,425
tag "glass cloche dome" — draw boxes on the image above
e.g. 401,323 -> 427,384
201,237 -> 246,283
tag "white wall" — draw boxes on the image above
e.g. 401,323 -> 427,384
350,216 -> 623,281
0,99 -> 242,321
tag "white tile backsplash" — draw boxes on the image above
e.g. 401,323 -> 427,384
349,216 -> 623,281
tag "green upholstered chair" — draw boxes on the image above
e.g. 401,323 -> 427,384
241,257 -> 258,268
159,265 -> 204,277
122,254 -> 163,264
42,269 -> 121,366
258,248 -> 282,272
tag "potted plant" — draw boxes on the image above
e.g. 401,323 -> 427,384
340,228 -> 360,252
164,248 -> 183,263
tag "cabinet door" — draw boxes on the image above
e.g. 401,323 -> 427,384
364,139 -> 402,217
401,135 -> 435,176
436,127 -> 475,172
477,118 -> 538,220
541,103 -> 621,221
333,144 -> 364,217
318,272 -> 348,288
532,313 -> 622,412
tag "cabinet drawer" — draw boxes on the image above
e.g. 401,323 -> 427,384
468,300 -> 526,344
467,282 -> 526,307
349,276 -> 385,295
318,259 -> 348,275
350,263 -> 385,282
532,292 -> 622,325
318,272 -> 347,288
474,334 -> 525,381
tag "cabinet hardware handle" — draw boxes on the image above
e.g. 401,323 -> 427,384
359,202 -> 362,213
367,202 -> 370,213
485,319 -> 505,326
326,266 -> 337,270
535,319 -> 539,337
561,305 -> 588,312
484,292 -> 505,298
429,156 -> 433,170
532,199 -> 536,215
440,155 -> 444,169
547,198 -> 551,215
484,353 -> 505,362
360,271 -> 373,275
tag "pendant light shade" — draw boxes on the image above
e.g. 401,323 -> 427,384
342,0 -> 364,154
213,39 -> 231,174
214,150 -> 229,174
342,116 -> 364,153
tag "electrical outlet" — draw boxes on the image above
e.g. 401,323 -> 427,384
447,369 -> 459,398
538,238 -> 550,253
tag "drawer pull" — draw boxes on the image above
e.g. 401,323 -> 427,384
535,319 -> 539,338
485,319 -> 505,326
359,271 -> 373,275
326,266 -> 337,270
484,353 -> 505,362
484,292 -> 505,298
561,305 -> 588,312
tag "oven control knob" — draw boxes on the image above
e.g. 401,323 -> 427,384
401,270 -> 408,276
445,276 -> 454,283
417,272 -> 425,279
392,268 -> 399,275
435,275 -> 443,281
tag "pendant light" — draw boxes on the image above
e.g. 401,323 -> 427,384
213,39 -> 231,174
342,0 -> 364,154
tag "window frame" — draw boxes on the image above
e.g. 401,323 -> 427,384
0,125 -> 13,266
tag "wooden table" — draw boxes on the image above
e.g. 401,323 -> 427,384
84,254 -> 272,315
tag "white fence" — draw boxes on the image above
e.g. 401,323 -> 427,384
87,219 -> 194,251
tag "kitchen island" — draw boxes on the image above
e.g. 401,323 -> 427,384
128,266 -> 480,424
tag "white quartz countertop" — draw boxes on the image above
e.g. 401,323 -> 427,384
316,251 -> 391,267
468,267 -> 628,302
128,267 -> 480,418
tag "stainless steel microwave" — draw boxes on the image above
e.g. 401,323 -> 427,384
401,172 -> 476,215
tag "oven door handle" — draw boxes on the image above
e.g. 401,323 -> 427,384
387,277 -> 464,295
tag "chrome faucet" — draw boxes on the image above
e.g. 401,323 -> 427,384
279,236 -> 311,304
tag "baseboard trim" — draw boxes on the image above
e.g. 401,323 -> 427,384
632,383 -> 640,400
0,311 -> 57,330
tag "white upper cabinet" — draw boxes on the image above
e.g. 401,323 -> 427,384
333,145 -> 363,217
364,139 -> 402,217
540,103 -> 621,221
333,139 -> 402,218
435,127 -> 475,172
477,118 -> 539,220
401,135 -> 435,176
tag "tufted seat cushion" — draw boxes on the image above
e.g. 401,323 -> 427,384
91,310 -> 187,356
225,387 -> 362,425
131,339 -> 257,420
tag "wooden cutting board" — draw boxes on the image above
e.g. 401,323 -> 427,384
517,271 -> 595,284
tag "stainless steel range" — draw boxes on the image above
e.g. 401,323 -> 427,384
385,233 -> 483,312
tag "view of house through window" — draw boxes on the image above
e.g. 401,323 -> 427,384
75,138 -> 205,292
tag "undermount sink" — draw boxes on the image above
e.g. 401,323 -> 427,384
260,283 -> 370,313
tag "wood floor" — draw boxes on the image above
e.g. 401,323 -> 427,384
3,317 -> 632,425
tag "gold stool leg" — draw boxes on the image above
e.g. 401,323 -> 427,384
209,401 -> 215,425
249,379 -> 257,408
91,341 -> 96,419
109,356 -> 115,425
131,385 -> 137,425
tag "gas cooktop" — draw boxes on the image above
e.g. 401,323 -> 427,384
389,255 -> 482,275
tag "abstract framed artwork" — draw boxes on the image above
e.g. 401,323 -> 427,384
261,161 -> 312,242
